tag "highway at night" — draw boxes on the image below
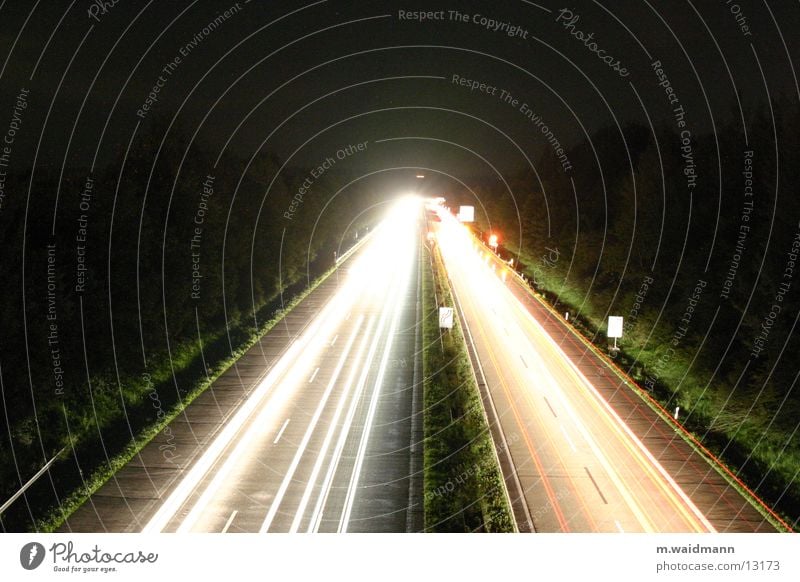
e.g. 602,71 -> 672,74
63,199 -> 423,533
433,206 -> 777,533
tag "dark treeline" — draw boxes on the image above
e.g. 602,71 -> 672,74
0,121 -> 379,531
457,98 -> 800,526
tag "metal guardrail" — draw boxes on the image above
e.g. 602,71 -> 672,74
0,447 -> 66,516
334,227 -> 375,266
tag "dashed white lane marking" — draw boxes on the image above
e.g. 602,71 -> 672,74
221,510 -> 238,533
543,396 -> 558,418
273,419 -> 290,444
309,367 -> 320,383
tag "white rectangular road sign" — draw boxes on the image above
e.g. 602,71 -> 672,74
457,205 -> 474,223
608,316 -> 624,338
439,307 -> 454,329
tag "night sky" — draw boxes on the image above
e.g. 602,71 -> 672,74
2,1 -> 797,175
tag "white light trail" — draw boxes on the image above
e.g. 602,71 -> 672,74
337,205 -> 417,532
259,315 -> 365,533
435,208 -> 715,533
288,316 -> 377,532
141,195 -> 421,533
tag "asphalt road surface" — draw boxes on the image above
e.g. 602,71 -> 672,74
62,200 -> 423,533
434,208 -> 778,533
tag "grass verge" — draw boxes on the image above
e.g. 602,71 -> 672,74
421,240 -> 514,532
502,240 -> 793,532
33,261 -> 342,532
